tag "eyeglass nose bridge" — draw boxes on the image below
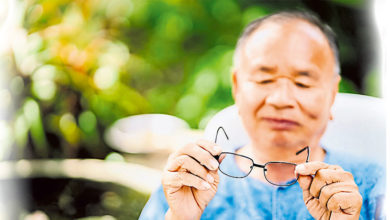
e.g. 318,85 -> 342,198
253,163 -> 266,171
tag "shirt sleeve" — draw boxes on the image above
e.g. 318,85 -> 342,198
138,185 -> 169,220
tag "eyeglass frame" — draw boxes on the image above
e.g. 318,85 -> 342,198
213,126 -> 310,186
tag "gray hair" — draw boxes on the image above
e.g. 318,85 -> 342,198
233,10 -> 340,75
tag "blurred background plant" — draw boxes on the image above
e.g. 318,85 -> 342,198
3,0 -> 380,160
0,0 -> 381,219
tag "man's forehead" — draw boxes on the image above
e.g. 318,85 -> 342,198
238,19 -> 334,72
245,19 -> 329,51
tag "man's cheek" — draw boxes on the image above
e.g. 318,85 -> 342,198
299,93 -> 328,118
239,92 -> 264,112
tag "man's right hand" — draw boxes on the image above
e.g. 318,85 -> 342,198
162,140 -> 224,220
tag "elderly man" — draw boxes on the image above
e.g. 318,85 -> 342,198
139,11 -> 385,219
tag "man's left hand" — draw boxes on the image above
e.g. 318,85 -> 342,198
295,161 -> 362,220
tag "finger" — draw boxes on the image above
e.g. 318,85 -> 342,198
163,171 -> 212,193
297,175 -> 315,203
208,169 -> 220,185
327,191 -> 363,214
295,163 -> 345,192
298,175 -> 313,191
298,175 -> 329,220
295,161 -> 342,175
166,155 -> 214,183
310,169 -> 354,198
218,153 -> 226,163
196,139 -> 222,156
318,182 -> 358,209
177,143 -> 219,171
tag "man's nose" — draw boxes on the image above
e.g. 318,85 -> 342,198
265,79 -> 295,109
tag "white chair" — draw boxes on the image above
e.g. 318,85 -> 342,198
204,93 -> 386,166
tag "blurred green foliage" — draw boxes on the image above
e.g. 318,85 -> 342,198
7,0 -> 377,159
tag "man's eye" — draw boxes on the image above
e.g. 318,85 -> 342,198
295,82 -> 309,88
258,80 -> 273,84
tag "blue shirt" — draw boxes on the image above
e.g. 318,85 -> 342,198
139,147 -> 385,219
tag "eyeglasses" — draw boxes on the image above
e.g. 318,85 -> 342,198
213,126 -> 310,186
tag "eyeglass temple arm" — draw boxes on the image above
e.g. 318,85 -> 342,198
295,146 -> 310,162
215,126 -> 229,143
213,126 -> 229,161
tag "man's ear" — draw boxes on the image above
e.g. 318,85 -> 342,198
330,74 -> 341,106
232,71 -> 238,101
329,74 -> 340,121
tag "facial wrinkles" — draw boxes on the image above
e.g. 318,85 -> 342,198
240,79 -> 266,120
301,95 -> 331,147
297,22 -> 336,75
266,77 -> 295,104
286,21 -> 335,79
241,20 -> 334,80
241,73 -> 318,123
235,20 -> 337,150
283,41 -> 324,80
276,25 -> 332,118
262,77 -> 310,121
296,97 -> 318,120
240,24 -> 281,73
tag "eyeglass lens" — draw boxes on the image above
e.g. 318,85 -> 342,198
218,153 -> 253,178
264,162 -> 298,186
218,153 -> 299,186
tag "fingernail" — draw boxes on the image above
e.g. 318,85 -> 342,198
295,164 -> 305,173
206,174 -> 214,183
202,181 -> 211,190
213,145 -> 222,153
209,159 -> 219,170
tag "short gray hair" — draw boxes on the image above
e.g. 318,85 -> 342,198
233,10 -> 340,75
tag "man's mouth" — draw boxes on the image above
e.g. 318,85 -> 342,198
262,117 -> 300,130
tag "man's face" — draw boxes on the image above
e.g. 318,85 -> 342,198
233,19 -> 340,149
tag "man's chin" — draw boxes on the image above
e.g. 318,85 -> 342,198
270,134 -> 305,149
250,127 -> 304,148
272,140 -> 295,148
